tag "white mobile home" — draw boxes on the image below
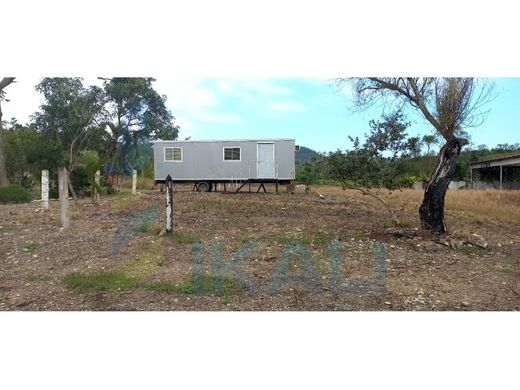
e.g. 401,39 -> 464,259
153,139 -> 296,191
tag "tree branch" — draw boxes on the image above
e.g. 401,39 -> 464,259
0,77 -> 16,92
406,78 -> 446,138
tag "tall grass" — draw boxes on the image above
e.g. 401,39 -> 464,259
317,186 -> 520,226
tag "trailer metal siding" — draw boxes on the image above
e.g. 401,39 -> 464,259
153,139 -> 295,181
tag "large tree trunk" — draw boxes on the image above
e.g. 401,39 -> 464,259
419,137 -> 468,234
0,100 -> 10,187
0,77 -> 16,188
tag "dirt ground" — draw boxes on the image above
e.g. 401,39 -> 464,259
1,185 -> 519,311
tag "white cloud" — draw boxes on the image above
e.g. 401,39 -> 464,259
155,77 -> 244,128
156,78 -> 218,114
212,78 -> 292,97
3,77 -> 302,137
156,78 -> 301,127
238,79 -> 292,96
266,100 -> 307,113
195,112 -> 241,123
1,77 -> 43,125
156,78 -> 307,125
214,79 -> 234,94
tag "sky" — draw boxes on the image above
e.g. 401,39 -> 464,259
2,77 -> 519,154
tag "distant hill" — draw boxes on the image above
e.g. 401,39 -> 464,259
296,146 -> 321,165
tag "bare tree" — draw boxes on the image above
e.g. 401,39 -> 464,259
0,77 -> 16,188
341,77 -> 494,234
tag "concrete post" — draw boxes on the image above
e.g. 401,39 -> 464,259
58,167 -> 70,229
41,170 -> 49,209
95,170 -> 101,202
132,169 -> 137,195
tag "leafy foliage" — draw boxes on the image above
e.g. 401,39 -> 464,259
295,146 -> 320,164
0,77 -> 17,188
4,122 -> 65,183
328,111 -> 417,189
0,184 -> 31,204
33,78 -> 106,169
100,78 -> 179,174
81,150 -> 108,203
30,77 -> 178,185
295,156 -> 329,185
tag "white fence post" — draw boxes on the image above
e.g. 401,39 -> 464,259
41,170 -> 49,209
165,174 -> 173,232
95,170 -> 100,202
132,169 -> 137,195
58,167 -> 70,229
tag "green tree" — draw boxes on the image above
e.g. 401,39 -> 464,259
328,111 -> 417,226
33,78 -> 106,171
0,77 -> 16,187
5,123 -> 39,183
344,78 -> 494,234
422,134 -> 437,156
99,78 -> 179,174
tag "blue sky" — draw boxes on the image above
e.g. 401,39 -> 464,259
4,77 -> 520,154
153,77 -> 520,154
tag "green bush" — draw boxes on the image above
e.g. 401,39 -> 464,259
401,175 -> 419,187
70,166 -> 90,196
143,164 -> 155,179
49,183 -> 59,199
0,184 -> 32,204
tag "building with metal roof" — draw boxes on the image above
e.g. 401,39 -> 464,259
470,151 -> 520,189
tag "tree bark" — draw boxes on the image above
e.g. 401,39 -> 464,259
0,103 -> 9,187
419,137 -> 468,234
66,170 -> 78,202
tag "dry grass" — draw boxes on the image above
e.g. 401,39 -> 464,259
317,186 -> 520,227
109,192 -> 146,212
119,177 -> 156,190
3,183 -> 520,311
445,190 -> 520,224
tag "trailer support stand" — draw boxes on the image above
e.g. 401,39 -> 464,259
256,183 -> 267,193
236,181 -> 248,193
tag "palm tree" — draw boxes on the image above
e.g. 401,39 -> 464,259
82,150 -> 107,204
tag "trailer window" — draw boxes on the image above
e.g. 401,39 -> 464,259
224,147 -> 241,161
164,147 -> 182,162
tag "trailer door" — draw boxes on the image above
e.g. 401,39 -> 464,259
257,142 -> 275,178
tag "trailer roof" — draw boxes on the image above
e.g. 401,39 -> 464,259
152,138 -> 296,143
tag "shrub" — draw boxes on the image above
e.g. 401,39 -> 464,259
143,164 -> 155,179
70,166 -> 90,196
401,175 -> 419,187
49,183 -> 59,199
0,184 -> 32,204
